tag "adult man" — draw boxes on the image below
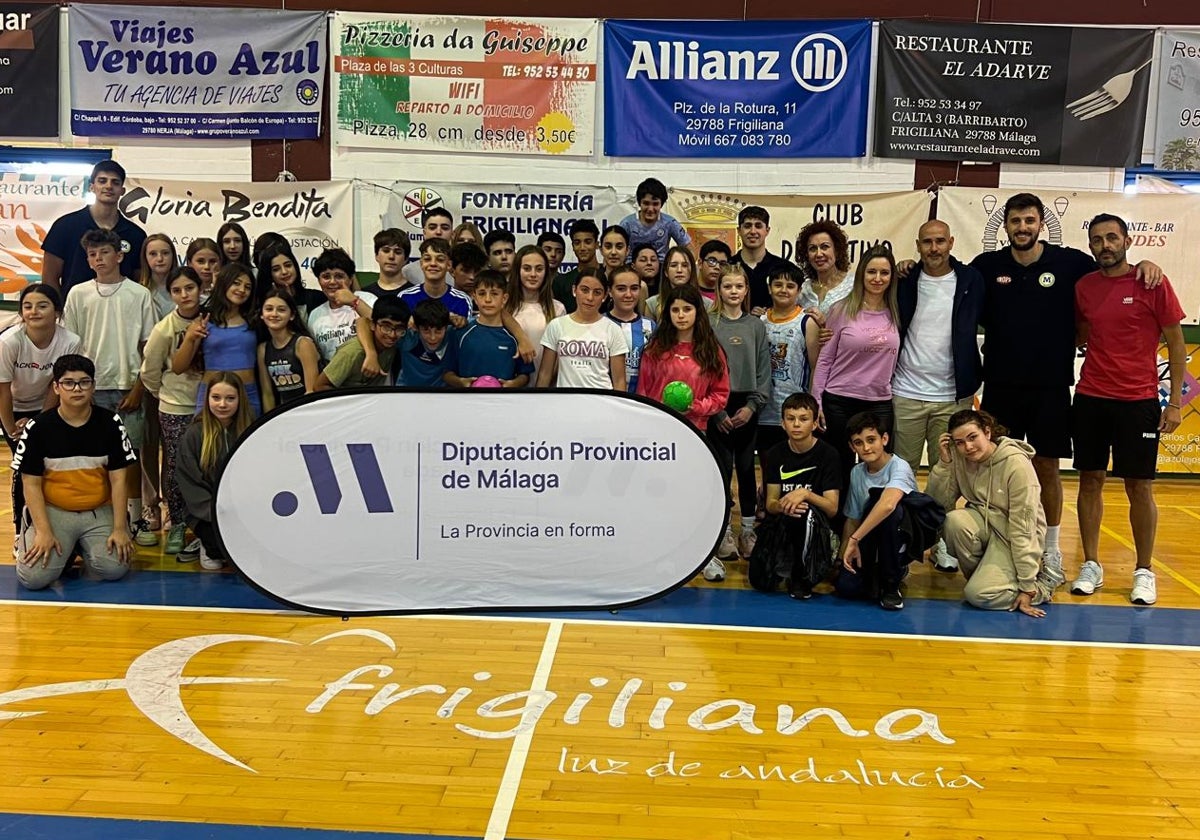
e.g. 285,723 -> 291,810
402,208 -> 454,286
730,206 -> 795,315
969,193 -> 1160,576
12,354 -> 137,590
1070,214 -> 1184,606
40,160 -> 146,297
893,220 -> 984,571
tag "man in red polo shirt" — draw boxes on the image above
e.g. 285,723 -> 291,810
1069,213 -> 1187,606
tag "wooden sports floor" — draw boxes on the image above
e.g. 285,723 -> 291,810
1,467 -> 1200,840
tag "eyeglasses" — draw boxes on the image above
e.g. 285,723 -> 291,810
703,257 -> 730,268
374,322 -> 404,336
57,378 -> 95,391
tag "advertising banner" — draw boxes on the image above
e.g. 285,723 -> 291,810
875,21 -> 1154,166
0,5 -> 59,137
215,391 -> 728,614
0,172 -> 85,295
1155,30 -> 1200,172
603,19 -> 870,158
332,12 -> 597,155
665,188 -> 932,266
68,4 -> 326,139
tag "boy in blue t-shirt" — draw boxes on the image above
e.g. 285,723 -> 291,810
443,271 -> 534,388
836,411 -> 919,611
396,299 -> 451,389
619,177 -> 691,262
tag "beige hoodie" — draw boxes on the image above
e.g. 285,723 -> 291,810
928,436 -> 1046,592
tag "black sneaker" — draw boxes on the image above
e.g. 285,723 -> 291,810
880,588 -> 904,611
788,579 -> 814,600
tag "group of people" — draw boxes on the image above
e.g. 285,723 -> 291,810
6,163 -> 1185,614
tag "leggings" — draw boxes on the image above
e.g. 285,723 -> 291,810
159,411 -> 194,528
707,392 -> 759,518
820,391 -> 895,501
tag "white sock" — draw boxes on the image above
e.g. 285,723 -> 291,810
127,498 -> 141,522
741,517 -> 755,532
1045,526 -> 1060,552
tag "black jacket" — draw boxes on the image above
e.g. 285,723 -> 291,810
897,255 -> 984,400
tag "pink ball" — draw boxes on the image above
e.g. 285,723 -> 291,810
471,375 -> 503,389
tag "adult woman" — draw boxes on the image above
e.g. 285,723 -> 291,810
928,409 -> 1060,617
796,220 -> 854,318
810,245 -> 900,494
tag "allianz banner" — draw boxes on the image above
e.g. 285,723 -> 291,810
0,5 -> 59,137
68,4 -> 326,139
1155,30 -> 1200,172
875,21 -> 1153,167
604,19 -> 870,158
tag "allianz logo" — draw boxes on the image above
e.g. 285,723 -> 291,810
625,34 -> 849,91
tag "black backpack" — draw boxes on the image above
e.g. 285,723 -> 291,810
748,510 -> 836,596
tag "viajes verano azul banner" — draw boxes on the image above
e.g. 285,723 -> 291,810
331,12 -> 597,155
1155,30 -> 1200,172
603,19 -> 871,158
875,21 -> 1153,166
0,5 -> 59,137
68,4 -> 326,139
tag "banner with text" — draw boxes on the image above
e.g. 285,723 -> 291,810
332,12 -> 597,155
120,178 -> 352,276
603,19 -> 870,158
1155,30 -> 1200,172
0,172 -> 86,295
366,180 -> 634,264
666,188 -> 932,266
875,21 -> 1153,166
68,4 -> 326,139
0,5 -> 59,137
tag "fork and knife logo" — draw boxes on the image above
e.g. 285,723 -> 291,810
1067,59 -> 1151,122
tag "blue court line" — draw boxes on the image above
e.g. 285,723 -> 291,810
2,566 -> 1199,648
0,814 -> 478,840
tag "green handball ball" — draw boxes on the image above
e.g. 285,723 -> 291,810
662,380 -> 694,413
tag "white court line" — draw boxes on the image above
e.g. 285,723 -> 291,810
1,597 -> 1199,653
485,619 -> 562,840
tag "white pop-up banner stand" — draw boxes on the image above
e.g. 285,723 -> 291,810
214,390 -> 728,614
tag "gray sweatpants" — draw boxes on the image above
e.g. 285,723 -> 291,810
944,507 -> 1047,610
16,504 -> 128,590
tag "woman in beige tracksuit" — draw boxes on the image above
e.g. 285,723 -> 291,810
928,409 -> 1062,617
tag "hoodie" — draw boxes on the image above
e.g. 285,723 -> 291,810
927,436 -> 1046,592
636,341 -> 730,430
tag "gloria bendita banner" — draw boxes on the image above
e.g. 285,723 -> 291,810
875,21 -> 1153,167
332,12 -> 598,155
1155,30 -> 1200,172
0,5 -> 59,137
68,4 -> 326,139
603,19 -> 870,158
665,188 -> 932,267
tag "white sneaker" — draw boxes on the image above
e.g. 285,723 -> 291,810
199,546 -> 224,571
1070,560 -> 1104,596
933,538 -> 958,572
1042,547 -> 1064,578
716,526 -> 737,560
1130,569 -> 1157,605
702,556 -> 726,582
738,527 -> 757,558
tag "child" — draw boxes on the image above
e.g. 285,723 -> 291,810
599,224 -> 630,279
553,220 -> 600,313
396,299 -> 452,388
710,264 -> 771,560
631,243 -> 661,295
255,241 -> 324,319
258,288 -> 320,411
731,205 -> 794,314
176,372 -> 254,570
216,222 -> 250,267
836,412 -> 922,611
638,283 -> 730,580
172,263 -> 261,417
507,246 -> 565,387
449,242 -> 488,296
62,229 -> 156,544
644,245 -> 698,320
444,271 -> 534,388
620,177 -> 691,262
452,221 -> 485,250
484,229 -> 517,274
306,248 -> 378,363
537,268 -> 627,390
139,234 -> 179,320
362,228 -> 411,299
759,267 -> 819,457
698,240 -> 732,304
753,393 -> 841,597
140,269 -> 204,556
184,237 -> 221,298
317,297 -> 409,390
604,265 -> 655,394
397,238 -> 473,324
538,232 -> 567,277
403,208 -> 455,286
